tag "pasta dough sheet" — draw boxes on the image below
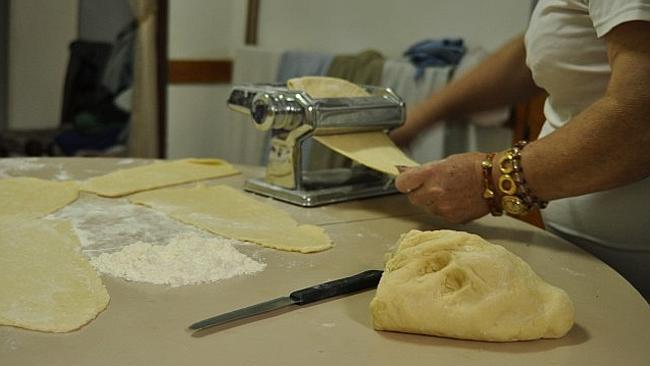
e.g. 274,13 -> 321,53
287,76 -> 370,98
80,158 -> 240,197
314,132 -> 419,176
287,76 -> 419,176
0,177 -> 79,218
130,185 -> 333,253
0,217 -> 110,332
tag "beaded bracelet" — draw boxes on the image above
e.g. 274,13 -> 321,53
480,152 -> 502,216
496,141 -> 547,216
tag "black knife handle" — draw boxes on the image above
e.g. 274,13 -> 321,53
289,270 -> 384,305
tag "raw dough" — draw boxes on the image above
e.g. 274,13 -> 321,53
287,76 -> 418,175
287,76 -> 369,98
129,185 -> 332,253
0,177 -> 78,218
370,230 -> 575,342
0,217 -> 109,332
80,158 -> 239,197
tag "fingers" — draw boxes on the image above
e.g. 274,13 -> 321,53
394,165 -> 431,193
410,189 -> 441,217
406,184 -> 437,205
395,165 -> 410,173
395,153 -> 490,225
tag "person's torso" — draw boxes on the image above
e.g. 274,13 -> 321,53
525,0 -> 611,129
524,0 -> 650,251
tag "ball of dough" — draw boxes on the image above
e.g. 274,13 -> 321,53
370,230 -> 574,342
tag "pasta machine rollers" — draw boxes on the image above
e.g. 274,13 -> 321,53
227,83 -> 406,207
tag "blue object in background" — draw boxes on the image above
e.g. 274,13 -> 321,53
403,39 -> 466,80
54,124 -> 126,156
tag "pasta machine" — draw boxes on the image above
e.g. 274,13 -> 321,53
227,83 -> 406,206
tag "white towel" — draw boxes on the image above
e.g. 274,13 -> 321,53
381,59 -> 452,163
454,48 -> 512,153
382,59 -> 453,103
381,48 -> 512,164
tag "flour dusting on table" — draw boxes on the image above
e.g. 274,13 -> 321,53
0,158 -> 45,177
90,232 -> 265,287
48,196 -> 265,287
50,196 -> 205,255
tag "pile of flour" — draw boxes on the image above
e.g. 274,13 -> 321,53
90,232 -> 265,287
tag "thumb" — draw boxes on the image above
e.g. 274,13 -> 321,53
395,165 -> 431,193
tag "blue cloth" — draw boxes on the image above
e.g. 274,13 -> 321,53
403,39 -> 466,80
276,50 -> 334,83
54,125 -> 126,156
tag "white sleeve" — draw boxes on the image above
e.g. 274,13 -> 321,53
588,0 -> 650,37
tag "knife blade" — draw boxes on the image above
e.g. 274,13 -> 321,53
189,269 -> 383,331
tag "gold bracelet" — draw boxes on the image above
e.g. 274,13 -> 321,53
496,141 -> 547,216
481,152 -> 502,216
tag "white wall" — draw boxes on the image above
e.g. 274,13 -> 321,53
8,0 -> 78,130
168,0 -> 235,59
256,0 -> 530,56
166,0 -> 532,160
0,0 -> 8,131
166,0 -> 239,158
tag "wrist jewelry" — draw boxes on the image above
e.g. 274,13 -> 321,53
496,141 -> 547,216
481,152 -> 502,216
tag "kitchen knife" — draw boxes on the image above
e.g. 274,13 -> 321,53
189,269 -> 383,331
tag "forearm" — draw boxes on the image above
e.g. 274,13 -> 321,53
409,35 -> 541,131
514,95 -> 650,201
516,21 -> 650,202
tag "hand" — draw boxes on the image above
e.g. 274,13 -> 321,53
395,152 -> 489,224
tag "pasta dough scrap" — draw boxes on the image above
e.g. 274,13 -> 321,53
370,230 -> 575,342
0,177 -> 79,218
80,158 -> 240,197
130,185 -> 332,253
287,76 -> 418,176
0,217 -> 109,332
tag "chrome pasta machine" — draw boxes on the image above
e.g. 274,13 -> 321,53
227,83 -> 405,206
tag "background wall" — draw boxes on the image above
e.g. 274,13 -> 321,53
166,0 -> 532,160
7,0 -> 78,130
0,0 -> 8,132
166,0 -> 238,158
257,0 -> 529,56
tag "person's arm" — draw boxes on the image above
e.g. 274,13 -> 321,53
390,34 -> 542,146
395,21 -> 650,224
519,20 -> 650,200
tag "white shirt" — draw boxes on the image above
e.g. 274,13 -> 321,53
525,0 -> 650,251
